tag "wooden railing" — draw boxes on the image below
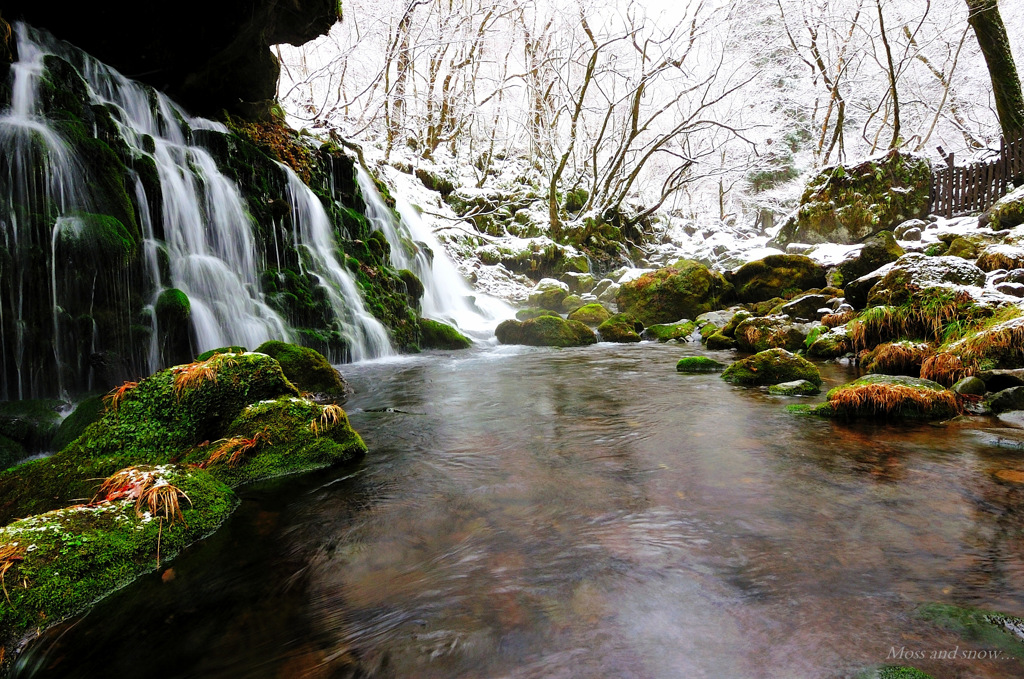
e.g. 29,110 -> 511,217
931,135 -> 1024,218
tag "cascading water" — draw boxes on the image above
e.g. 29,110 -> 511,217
0,24 -> 398,399
283,166 -> 393,362
355,167 -> 509,338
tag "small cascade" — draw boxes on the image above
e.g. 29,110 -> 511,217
0,24 -> 400,399
282,167 -> 393,362
355,167 -> 509,338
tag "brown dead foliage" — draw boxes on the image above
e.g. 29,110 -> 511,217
920,352 -> 975,387
821,311 -> 856,328
828,384 -> 962,418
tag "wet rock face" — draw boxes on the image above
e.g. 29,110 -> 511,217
4,0 -> 338,119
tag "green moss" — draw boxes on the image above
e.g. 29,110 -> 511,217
597,314 -> 644,343
495,316 -> 596,347
255,341 -> 346,396
821,374 -> 960,420
0,434 -> 26,472
55,212 -> 137,267
567,303 -> 612,326
859,667 -> 934,679
517,307 -> 561,321
616,260 -> 733,325
767,379 -> 821,396
0,353 -> 297,525
155,288 -> 190,323
50,395 -> 105,453
0,465 -> 237,648
398,269 -> 424,304
722,348 -> 822,386
645,321 -> 697,342
917,602 -> 1024,659
676,356 -> 727,373
728,255 -> 826,303
705,332 -> 738,350
418,319 -> 472,350
733,316 -> 807,353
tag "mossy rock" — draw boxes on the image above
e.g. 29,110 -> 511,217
832,231 -> 904,286
944,315 -> 1024,372
526,280 -> 570,311
705,332 -> 738,350
857,668 -> 935,679
727,255 -> 826,303
817,374 -> 960,420
977,245 -> 1024,273
917,602 -> 1024,659
418,318 -> 472,350
0,353 -> 297,525
155,288 -> 192,367
495,316 -> 596,347
615,260 -> 733,326
768,379 -> 821,396
771,151 -> 932,246
54,212 -> 137,268
597,314 -> 644,343
733,315 -> 809,353
676,356 -> 727,373
806,327 -> 852,359
865,254 -> 985,307
516,307 -> 561,321
722,348 -> 822,387
0,465 -> 237,653
398,269 -> 425,304
561,294 -> 585,313
567,303 -> 612,326
987,386 -> 1024,414
50,395 -> 105,453
861,341 -> 930,377
981,184 -> 1024,230
0,434 -> 26,472
182,397 -> 365,485
644,320 -> 697,342
946,237 -> 979,260
769,294 -> 828,322
0,399 -> 64,452
255,341 -> 347,397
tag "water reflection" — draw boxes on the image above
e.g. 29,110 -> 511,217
16,343 -> 1024,678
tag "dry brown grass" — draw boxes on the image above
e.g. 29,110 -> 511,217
172,359 -> 218,399
920,352 -> 975,387
956,318 -> 1024,367
95,466 -> 153,503
201,427 -> 272,468
862,342 -> 932,377
821,311 -> 856,328
0,542 -> 25,602
139,484 -> 191,525
828,384 -> 962,418
977,250 -> 1024,272
310,404 -> 346,437
103,381 -> 138,412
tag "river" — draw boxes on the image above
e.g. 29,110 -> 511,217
14,343 -> 1024,678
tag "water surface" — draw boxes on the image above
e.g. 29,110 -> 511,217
17,343 -> 1024,678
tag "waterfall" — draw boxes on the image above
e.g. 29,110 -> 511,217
0,24 -> 397,399
355,167 -> 509,339
282,166 -> 393,362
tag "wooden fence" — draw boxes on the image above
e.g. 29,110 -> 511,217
931,135 -> 1024,218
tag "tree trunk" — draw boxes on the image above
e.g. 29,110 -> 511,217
965,0 -> 1024,139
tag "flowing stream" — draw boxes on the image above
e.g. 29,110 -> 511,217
14,343 -> 1024,678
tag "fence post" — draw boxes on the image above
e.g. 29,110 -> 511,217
945,152 -> 955,218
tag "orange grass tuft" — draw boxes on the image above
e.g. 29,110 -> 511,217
172,359 -> 217,398
138,483 -> 191,525
862,342 -> 932,377
0,542 -> 25,602
920,352 -> 974,387
956,318 -> 1024,367
828,384 -> 962,418
201,427 -> 272,468
309,404 -> 345,437
821,311 -> 856,328
103,381 -> 138,412
94,466 -> 154,503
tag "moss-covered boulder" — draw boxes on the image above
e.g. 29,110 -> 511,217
987,387 -> 1024,414
155,288 -> 193,367
644,320 -> 697,342
0,464 -> 237,654
495,316 -> 597,347
727,255 -> 826,303
806,326 -> 852,359
768,379 -> 821,396
946,237 -> 980,260
615,260 -> 733,326
861,341 -> 931,377
977,244 -> 1024,272
0,435 -> 26,473
722,348 -> 822,386
770,294 -> 829,322
863,254 -> 986,307
830,231 -> 904,287
771,151 -> 932,246
561,294 -> 585,313
417,319 -> 473,350
567,303 -> 612,326
981,184 -> 1024,230
255,341 -> 347,398
816,374 -> 960,420
733,315 -> 810,353
526,279 -> 571,311
942,314 -> 1024,372
597,314 -> 644,343
516,307 -> 561,321
676,356 -> 727,373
